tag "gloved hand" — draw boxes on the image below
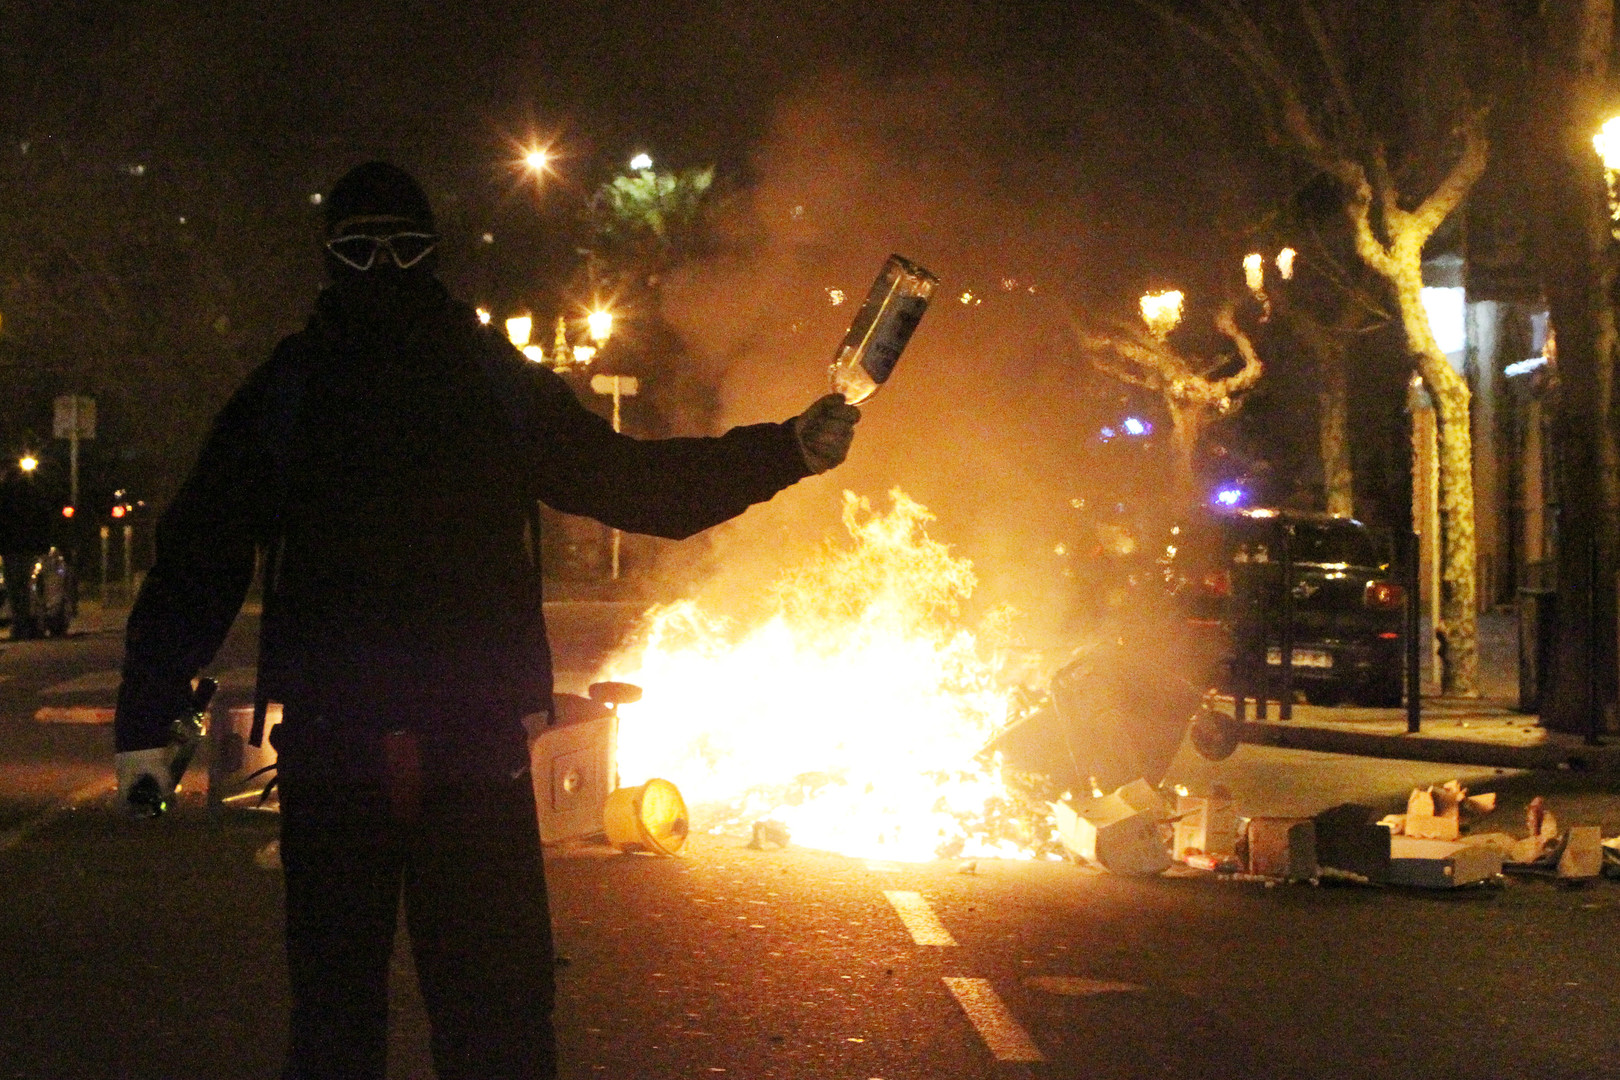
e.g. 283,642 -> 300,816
116,747 -> 175,813
793,394 -> 862,474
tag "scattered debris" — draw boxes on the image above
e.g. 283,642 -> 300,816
1243,817 -> 1317,881
1559,826 -> 1603,880
1388,836 -> 1503,888
1185,852 -> 1242,873
254,838 -> 282,871
1172,787 -> 1236,862
1313,804 -> 1391,884
747,819 -> 791,850
1050,779 -> 1172,875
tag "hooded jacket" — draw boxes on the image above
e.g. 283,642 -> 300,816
114,277 -> 810,768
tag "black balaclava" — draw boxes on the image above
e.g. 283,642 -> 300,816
320,162 -> 442,331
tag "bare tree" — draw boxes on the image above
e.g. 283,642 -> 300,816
1082,301 -> 1265,499
1151,0 -> 1490,694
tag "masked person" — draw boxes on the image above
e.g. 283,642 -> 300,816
112,161 -> 860,1080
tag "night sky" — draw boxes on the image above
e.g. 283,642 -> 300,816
0,0 -> 1429,627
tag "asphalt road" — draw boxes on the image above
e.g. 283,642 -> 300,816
3,605 -> 1620,1079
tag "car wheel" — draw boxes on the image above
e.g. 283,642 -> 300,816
1303,684 -> 1343,707
1357,671 -> 1405,708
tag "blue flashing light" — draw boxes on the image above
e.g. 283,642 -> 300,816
1122,416 -> 1151,437
1213,487 -> 1244,508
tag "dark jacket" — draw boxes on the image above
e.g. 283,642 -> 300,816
114,280 -> 810,762
0,472 -> 54,555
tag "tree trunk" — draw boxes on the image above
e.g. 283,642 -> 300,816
1319,355 -> 1353,518
1392,259 -> 1480,695
1289,310 -> 1355,517
1528,0 -> 1618,733
1167,398 -> 1205,506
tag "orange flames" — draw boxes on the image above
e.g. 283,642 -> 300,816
601,489 -> 1046,862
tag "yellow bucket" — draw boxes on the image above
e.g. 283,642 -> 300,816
602,778 -> 689,856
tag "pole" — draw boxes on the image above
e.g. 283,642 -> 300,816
122,524 -> 132,597
1406,530 -> 1422,734
99,525 -> 109,600
610,377 -> 622,581
1279,522 -> 1295,721
68,396 -> 79,511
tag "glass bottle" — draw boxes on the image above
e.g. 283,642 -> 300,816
828,254 -> 938,404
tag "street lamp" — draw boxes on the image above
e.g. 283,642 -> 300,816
1139,289 -> 1184,340
629,153 -> 652,171
505,315 -> 533,349
1594,116 -> 1620,238
18,453 -> 37,473
587,308 -> 614,344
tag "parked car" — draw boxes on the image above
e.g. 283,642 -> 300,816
0,548 -> 79,638
1166,509 -> 1406,706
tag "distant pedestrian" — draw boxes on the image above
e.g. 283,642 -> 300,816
0,462 -> 54,640
113,161 -> 859,1079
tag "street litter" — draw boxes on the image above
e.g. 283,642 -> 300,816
1241,817 -> 1317,881
1172,787 -> 1235,861
1312,804 -> 1391,884
1048,777 -> 1617,892
1384,780 -> 1495,840
1388,836 -> 1504,888
1050,778 -> 1172,875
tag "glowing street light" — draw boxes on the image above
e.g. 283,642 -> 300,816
523,147 -> 551,173
475,307 -> 492,325
1139,289 -> 1184,340
586,308 -> 614,344
1595,116 -> 1620,238
18,453 -> 38,473
629,153 -> 653,171
505,315 -> 533,350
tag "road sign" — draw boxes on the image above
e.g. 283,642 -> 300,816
589,374 -> 638,397
52,395 -> 95,440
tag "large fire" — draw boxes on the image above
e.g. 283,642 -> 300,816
599,489 -> 1052,862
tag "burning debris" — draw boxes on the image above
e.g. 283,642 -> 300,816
599,489 -> 1055,862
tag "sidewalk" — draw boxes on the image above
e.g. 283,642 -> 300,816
1229,612 -> 1620,772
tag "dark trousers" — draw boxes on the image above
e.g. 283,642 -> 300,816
278,767 -> 556,1079
1,552 -> 36,638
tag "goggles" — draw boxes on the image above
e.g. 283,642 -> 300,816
324,231 -> 439,271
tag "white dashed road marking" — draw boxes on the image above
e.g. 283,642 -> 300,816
883,890 -> 958,946
942,978 -> 1046,1063
34,706 -> 115,724
1026,975 -> 1145,996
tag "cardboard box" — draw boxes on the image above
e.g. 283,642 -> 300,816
1559,826 -> 1603,879
1052,782 -> 1171,875
1245,817 -> 1317,880
1404,785 -> 1461,841
1173,792 -> 1237,860
1313,804 -> 1392,883
1388,836 -> 1503,887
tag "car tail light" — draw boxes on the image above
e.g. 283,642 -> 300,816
1364,580 -> 1405,610
1201,569 -> 1231,597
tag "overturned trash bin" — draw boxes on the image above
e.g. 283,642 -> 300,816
604,778 -> 689,856
993,631 -> 1211,795
528,681 -> 640,845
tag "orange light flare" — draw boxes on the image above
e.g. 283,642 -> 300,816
597,489 -> 1051,863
